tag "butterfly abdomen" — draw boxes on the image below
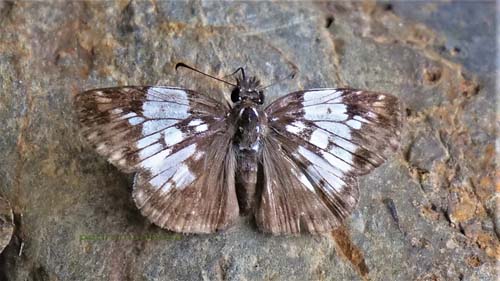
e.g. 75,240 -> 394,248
235,152 -> 259,214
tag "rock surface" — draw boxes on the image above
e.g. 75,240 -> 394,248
0,1 -> 497,280
0,197 -> 14,254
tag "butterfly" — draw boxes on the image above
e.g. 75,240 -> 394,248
74,63 -> 403,235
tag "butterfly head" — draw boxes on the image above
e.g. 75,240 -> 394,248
231,74 -> 264,105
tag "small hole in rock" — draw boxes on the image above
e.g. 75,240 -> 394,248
451,47 -> 461,56
325,16 -> 335,28
423,67 -> 442,83
405,108 -> 412,117
438,45 -> 447,52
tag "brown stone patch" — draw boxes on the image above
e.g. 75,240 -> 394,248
331,226 -> 369,279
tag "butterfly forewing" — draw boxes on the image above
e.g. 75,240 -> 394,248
75,86 -> 239,233
258,89 -> 402,234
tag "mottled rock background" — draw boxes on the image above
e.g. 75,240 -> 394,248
0,1 -> 497,280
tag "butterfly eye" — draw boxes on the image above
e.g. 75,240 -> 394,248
231,87 -> 241,103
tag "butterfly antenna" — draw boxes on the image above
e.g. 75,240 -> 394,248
258,70 -> 297,90
223,67 -> 245,80
175,63 -> 237,87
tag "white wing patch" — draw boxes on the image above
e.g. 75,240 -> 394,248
142,101 -> 190,119
309,129 -> 329,149
321,151 -> 352,174
303,89 -> 343,106
164,163 -> 196,192
137,133 -> 162,149
188,119 -> 203,126
285,121 -> 307,134
299,173 -> 315,192
128,116 -> 145,126
138,143 -> 167,161
346,119 -> 362,129
314,121 -> 351,141
141,119 -> 177,136
304,103 -> 347,121
120,112 -> 137,120
194,124 -> 208,133
295,146 -> 346,180
140,148 -> 173,174
164,127 -> 184,146
143,143 -> 197,190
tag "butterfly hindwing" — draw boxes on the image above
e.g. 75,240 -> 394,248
75,86 -> 239,233
257,89 -> 402,234
133,132 -> 239,233
257,136 -> 360,234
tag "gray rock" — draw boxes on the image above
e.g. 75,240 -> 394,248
0,1 -> 496,280
408,134 -> 448,172
0,197 -> 13,254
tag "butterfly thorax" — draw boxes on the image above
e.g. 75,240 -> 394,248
234,106 -> 265,152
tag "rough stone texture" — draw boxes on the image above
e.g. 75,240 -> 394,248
0,197 -> 14,254
0,1 -> 497,280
